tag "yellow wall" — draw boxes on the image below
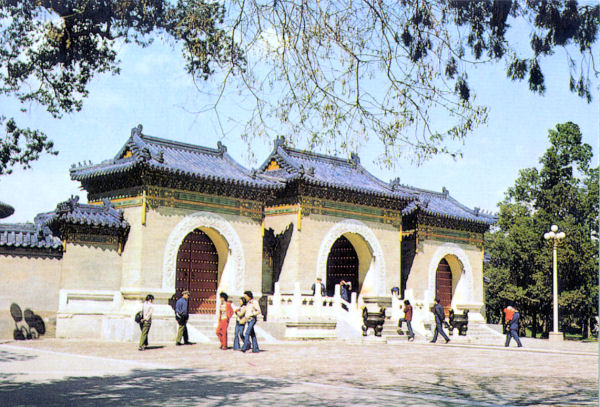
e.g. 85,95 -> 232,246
0,255 -> 61,312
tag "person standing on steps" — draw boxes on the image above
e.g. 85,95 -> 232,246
311,277 -> 326,296
138,294 -> 154,351
505,306 -> 523,348
175,290 -> 191,346
430,297 -> 450,344
398,299 -> 415,341
241,291 -> 261,353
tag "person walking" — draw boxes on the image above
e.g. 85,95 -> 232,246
241,291 -> 261,353
175,290 -> 191,346
138,294 -> 154,351
233,297 -> 247,350
430,297 -> 450,344
505,306 -> 523,347
503,305 -> 515,334
216,292 -> 234,350
398,299 -> 415,341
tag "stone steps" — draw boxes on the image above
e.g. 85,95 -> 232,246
186,315 -> 281,344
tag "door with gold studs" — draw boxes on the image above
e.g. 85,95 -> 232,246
175,229 -> 219,314
435,258 -> 452,315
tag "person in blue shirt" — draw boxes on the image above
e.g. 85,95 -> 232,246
505,307 -> 523,347
175,290 -> 191,345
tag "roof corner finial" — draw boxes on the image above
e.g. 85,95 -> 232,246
350,152 -> 360,165
274,136 -> 286,149
442,186 -> 449,197
217,141 -> 227,155
131,124 -> 143,137
251,169 -> 257,179
102,198 -> 111,212
298,164 -> 305,175
474,207 -> 480,216
390,177 -> 401,191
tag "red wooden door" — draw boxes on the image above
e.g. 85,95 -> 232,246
326,236 -> 359,297
435,258 -> 452,314
176,229 -> 219,314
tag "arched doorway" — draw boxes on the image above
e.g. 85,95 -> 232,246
176,229 -> 218,314
435,258 -> 452,314
326,235 -> 359,297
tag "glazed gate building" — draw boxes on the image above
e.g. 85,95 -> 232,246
0,126 -> 495,341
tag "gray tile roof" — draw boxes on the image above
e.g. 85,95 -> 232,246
0,196 -> 129,255
0,223 -> 61,250
258,136 -> 417,200
410,189 -> 496,225
38,196 -> 130,232
260,137 -> 496,226
70,125 -> 282,190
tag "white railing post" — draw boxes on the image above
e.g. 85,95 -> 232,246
292,282 -> 301,321
270,282 -> 281,321
391,294 -> 401,322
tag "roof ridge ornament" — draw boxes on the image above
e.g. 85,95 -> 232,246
390,177 -> 401,191
131,124 -> 143,137
217,141 -> 227,156
57,195 -> 80,214
274,136 -> 286,149
442,187 -> 449,197
102,198 -> 112,212
474,207 -> 480,216
350,152 -> 360,165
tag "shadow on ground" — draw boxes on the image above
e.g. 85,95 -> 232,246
0,366 -> 597,406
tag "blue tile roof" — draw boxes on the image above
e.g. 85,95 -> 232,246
70,125 -> 282,190
38,196 -> 130,232
410,189 -> 496,225
258,136 -> 417,200
70,128 -> 496,227
0,223 -> 61,250
260,137 -> 496,226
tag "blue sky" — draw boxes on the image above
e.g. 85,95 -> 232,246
1,26 -> 598,223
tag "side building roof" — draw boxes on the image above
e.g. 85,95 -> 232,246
0,196 -> 130,258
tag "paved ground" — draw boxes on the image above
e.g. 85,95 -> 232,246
0,338 -> 597,406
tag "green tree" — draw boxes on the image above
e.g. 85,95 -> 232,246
224,1 -> 599,165
485,122 -> 598,338
0,1 -> 598,174
0,0 -> 244,175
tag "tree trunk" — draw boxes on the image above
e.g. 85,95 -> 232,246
531,312 -> 537,338
582,318 -> 589,339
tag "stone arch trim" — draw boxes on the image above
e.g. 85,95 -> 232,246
427,243 -> 473,304
162,212 -> 244,294
316,219 -> 386,296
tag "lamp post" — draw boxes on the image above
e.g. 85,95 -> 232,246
544,225 -> 566,341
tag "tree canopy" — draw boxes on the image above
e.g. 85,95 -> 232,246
485,122 -> 598,338
0,1 -> 598,175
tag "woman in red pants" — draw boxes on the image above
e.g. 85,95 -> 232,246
216,292 -> 233,350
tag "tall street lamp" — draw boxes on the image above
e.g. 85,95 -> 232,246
544,224 -> 566,341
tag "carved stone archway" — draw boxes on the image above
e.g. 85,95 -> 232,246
162,212 -> 244,295
427,243 -> 473,305
316,219 -> 386,296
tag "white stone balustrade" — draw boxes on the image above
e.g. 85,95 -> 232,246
267,282 -> 361,326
